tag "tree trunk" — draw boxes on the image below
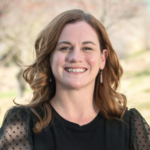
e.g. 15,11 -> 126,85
16,68 -> 26,97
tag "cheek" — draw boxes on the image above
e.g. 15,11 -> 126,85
51,53 -> 65,68
86,55 -> 100,67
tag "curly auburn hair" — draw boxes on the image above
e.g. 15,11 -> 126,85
11,9 -> 126,133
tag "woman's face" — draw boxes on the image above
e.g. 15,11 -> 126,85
50,21 -> 107,90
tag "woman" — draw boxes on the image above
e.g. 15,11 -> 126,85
0,9 -> 150,150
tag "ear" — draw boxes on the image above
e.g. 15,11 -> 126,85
99,49 -> 108,70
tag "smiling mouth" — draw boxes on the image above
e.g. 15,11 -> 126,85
65,68 -> 87,73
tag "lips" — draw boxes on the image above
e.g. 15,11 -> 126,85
65,67 -> 87,69
64,67 -> 87,73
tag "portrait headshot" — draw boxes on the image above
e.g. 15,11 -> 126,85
0,8 -> 150,150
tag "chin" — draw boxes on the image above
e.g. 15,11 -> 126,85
65,82 -> 86,90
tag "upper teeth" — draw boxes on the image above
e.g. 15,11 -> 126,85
65,68 -> 86,72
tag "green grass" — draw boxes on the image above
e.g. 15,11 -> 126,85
143,88 -> 150,93
0,88 -> 32,99
134,68 -> 150,77
120,49 -> 150,123
0,90 -> 17,99
125,50 -> 146,59
136,101 -> 150,110
125,67 -> 150,86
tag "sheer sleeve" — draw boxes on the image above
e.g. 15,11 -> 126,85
130,108 -> 150,150
0,106 -> 33,150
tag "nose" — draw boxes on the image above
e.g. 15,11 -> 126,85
66,48 -> 83,63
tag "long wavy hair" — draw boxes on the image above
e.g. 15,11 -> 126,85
10,9 -> 127,133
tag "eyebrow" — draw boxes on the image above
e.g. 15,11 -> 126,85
57,41 -> 96,46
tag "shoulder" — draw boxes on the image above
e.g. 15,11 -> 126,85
6,105 -> 30,117
125,108 -> 148,125
1,105 -> 31,128
122,108 -> 149,125
120,108 -> 149,129
128,108 -> 150,135
123,108 -> 144,120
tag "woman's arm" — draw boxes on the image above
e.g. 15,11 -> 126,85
0,106 -> 33,150
130,108 -> 150,150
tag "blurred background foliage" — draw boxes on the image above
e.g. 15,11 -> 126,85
0,0 -> 150,126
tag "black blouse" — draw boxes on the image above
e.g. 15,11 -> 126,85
0,105 -> 150,150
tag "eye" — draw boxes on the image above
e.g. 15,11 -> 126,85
83,47 -> 92,50
60,47 -> 71,50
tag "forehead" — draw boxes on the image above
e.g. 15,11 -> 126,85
57,21 -> 100,45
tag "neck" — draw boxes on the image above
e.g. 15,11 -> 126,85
50,82 -> 99,122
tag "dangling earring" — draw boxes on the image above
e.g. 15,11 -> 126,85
50,78 -> 52,82
100,69 -> 103,84
50,68 -> 52,82
50,74 -> 52,82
